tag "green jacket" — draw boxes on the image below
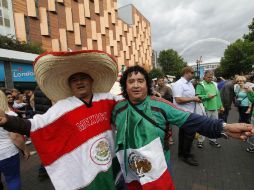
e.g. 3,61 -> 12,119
247,91 -> 254,116
196,81 -> 223,111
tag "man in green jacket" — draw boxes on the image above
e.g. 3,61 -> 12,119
246,87 -> 254,153
196,70 -> 224,148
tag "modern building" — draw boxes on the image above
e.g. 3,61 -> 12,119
0,0 -> 152,89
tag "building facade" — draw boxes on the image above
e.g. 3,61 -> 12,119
12,0 -> 152,69
0,0 -> 152,89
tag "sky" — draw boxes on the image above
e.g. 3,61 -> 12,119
117,0 -> 254,64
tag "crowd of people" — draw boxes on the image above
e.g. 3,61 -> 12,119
0,50 -> 253,190
152,68 -> 254,158
0,87 -> 53,190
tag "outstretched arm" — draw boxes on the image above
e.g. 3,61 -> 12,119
10,133 -> 30,160
0,109 -> 31,136
181,113 -> 254,140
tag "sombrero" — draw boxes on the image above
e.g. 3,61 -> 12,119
33,50 -> 118,102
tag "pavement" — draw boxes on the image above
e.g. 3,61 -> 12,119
2,106 -> 254,190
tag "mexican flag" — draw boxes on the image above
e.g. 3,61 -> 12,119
115,103 -> 175,190
29,95 -> 118,190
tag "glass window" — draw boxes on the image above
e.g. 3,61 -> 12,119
4,17 -> 9,27
0,9 -> 3,26
35,0 -> 39,17
47,11 -> 51,35
25,16 -> 30,42
2,0 -> 7,9
0,17 -> 3,26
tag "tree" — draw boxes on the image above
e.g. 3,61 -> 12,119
0,34 -> 45,54
214,67 -> 223,78
243,18 -> 254,42
219,39 -> 254,78
148,68 -> 164,79
158,49 -> 187,79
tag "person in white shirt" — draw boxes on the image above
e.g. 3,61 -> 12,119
0,90 -> 30,190
172,67 -> 201,166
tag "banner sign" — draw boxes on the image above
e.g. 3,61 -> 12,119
12,63 -> 35,82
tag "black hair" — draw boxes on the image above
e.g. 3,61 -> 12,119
120,65 -> 153,99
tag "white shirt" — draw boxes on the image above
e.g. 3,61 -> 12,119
13,101 -> 26,109
0,111 -> 19,160
172,77 -> 195,112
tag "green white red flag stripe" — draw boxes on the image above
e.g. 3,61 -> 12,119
116,137 -> 175,190
29,93 -> 120,189
45,130 -> 115,190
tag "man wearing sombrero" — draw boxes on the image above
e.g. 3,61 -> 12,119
0,50 -> 123,190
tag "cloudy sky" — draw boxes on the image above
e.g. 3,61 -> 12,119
118,0 -> 254,64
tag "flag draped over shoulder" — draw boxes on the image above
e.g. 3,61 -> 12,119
29,95 -> 118,190
115,101 -> 175,190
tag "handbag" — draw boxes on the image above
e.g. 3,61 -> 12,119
234,96 -> 247,107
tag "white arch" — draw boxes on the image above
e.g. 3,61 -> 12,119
180,38 -> 230,56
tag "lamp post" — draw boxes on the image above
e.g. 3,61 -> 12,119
196,56 -> 202,79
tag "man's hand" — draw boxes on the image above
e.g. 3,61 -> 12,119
0,109 -> 7,125
219,106 -> 224,113
224,123 -> 254,140
208,94 -> 216,99
153,91 -> 161,97
246,107 -> 251,114
23,147 -> 30,160
192,96 -> 202,103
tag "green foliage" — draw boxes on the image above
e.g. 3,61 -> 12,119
214,67 -> 223,77
219,39 -> 254,78
0,34 -> 45,54
243,18 -> 254,42
148,68 -> 164,79
158,49 -> 187,79
218,18 -> 254,78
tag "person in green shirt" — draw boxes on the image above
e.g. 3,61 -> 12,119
246,87 -> 254,153
196,70 -> 224,148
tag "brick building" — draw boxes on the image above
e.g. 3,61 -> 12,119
0,0 -> 152,89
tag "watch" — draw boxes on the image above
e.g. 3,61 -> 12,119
221,122 -> 229,139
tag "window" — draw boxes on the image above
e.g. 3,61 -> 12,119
2,0 -> 7,9
35,0 -> 39,17
4,17 -> 9,27
0,9 -> 3,26
47,10 -> 51,36
2,9 -> 9,27
25,16 -> 30,42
